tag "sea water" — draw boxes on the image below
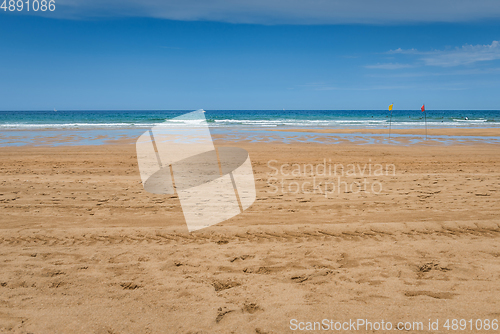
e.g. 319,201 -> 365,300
0,110 -> 499,146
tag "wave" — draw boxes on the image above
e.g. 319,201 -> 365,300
0,123 -> 155,129
452,119 -> 487,122
1,118 -> 500,130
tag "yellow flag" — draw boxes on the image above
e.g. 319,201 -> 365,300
388,104 -> 393,111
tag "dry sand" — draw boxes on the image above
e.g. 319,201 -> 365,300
0,139 -> 499,333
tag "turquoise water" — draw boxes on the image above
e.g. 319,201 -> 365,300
0,110 -> 499,146
0,110 -> 499,129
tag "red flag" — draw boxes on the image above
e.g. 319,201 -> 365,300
421,104 -> 425,112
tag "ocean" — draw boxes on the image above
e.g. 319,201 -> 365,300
1,110 -> 499,146
0,110 -> 498,130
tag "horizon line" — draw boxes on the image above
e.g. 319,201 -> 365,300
1,109 -> 499,112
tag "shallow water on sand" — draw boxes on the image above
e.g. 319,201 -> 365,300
1,127 -> 500,146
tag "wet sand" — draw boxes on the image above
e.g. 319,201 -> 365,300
270,127 -> 500,137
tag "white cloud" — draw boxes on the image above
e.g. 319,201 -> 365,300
51,0 -> 500,24
366,67 -> 500,78
365,63 -> 413,70
385,41 -> 500,67
422,41 -> 500,66
387,48 -> 419,54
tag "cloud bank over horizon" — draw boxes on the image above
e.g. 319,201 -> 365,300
48,0 -> 500,24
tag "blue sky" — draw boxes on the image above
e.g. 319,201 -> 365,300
1,1 -> 500,110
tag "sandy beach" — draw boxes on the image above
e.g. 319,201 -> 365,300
1,134 -> 499,333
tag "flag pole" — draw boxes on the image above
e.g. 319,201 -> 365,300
388,103 -> 393,140
424,105 -> 427,140
389,110 -> 392,139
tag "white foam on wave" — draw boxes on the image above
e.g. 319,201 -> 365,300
0,123 -> 155,129
452,119 -> 487,122
1,118 -> 499,130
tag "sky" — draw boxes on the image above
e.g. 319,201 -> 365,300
1,1 -> 500,110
